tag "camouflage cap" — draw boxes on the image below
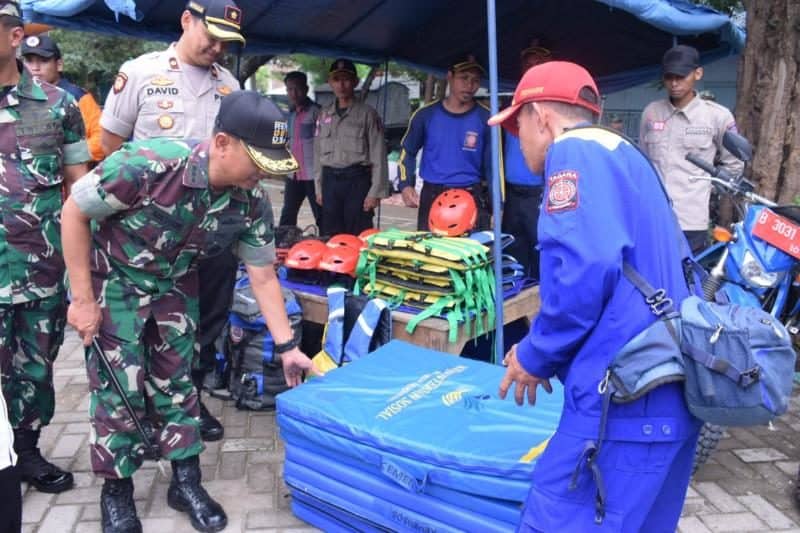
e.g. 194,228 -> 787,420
0,0 -> 21,18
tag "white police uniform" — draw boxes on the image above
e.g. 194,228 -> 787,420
101,44 -> 239,142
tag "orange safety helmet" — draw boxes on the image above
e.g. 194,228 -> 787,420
428,189 -> 478,237
319,245 -> 360,277
284,239 -> 327,270
327,233 -> 364,250
358,228 -> 379,243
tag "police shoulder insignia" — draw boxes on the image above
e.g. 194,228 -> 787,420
112,73 -> 128,94
158,114 -> 175,130
546,170 -> 579,214
150,76 -> 174,87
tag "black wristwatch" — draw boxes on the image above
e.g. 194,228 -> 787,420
273,337 -> 299,355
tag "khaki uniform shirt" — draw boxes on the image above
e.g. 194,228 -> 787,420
640,95 -> 743,231
313,100 -> 389,199
101,44 -> 239,142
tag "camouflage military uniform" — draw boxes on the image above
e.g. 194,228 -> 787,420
70,138 -> 275,478
0,65 -> 89,431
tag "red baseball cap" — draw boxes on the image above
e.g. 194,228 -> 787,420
488,61 -> 601,136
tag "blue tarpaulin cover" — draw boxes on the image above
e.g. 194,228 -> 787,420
21,0 -> 743,93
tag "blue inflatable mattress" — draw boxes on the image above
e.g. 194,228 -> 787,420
285,445 -> 516,531
277,341 -> 563,507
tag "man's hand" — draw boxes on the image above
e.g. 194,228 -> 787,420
401,186 -> 419,208
316,194 -> 323,206
280,347 -> 320,388
499,344 -> 552,406
67,300 -> 102,346
363,196 -> 379,211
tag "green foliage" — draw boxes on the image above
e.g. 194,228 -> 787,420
49,29 -> 163,98
694,0 -> 743,15
260,54 -> 428,90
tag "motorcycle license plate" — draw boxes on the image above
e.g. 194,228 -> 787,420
752,208 -> 800,259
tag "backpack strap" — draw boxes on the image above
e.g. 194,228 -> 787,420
323,286 -> 347,365
343,298 -> 390,363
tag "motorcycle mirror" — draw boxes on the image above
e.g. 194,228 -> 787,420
712,226 -> 733,243
722,131 -> 753,162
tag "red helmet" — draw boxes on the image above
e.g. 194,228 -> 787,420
285,239 -> 327,270
428,189 -> 477,237
358,228 -> 380,243
319,245 -> 360,276
327,233 -> 364,250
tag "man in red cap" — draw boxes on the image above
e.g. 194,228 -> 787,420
490,61 -> 700,531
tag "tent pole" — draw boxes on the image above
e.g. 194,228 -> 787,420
486,0 -> 503,364
377,59 -> 390,229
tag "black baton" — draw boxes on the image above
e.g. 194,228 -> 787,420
92,337 -> 165,470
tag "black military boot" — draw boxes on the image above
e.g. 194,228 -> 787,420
192,370 -> 224,442
13,428 -> 73,493
167,456 -> 227,532
101,478 -> 142,533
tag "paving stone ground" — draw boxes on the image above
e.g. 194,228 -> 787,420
21,181 -> 800,532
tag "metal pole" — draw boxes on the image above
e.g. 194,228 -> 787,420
377,59 -> 390,229
486,0 -> 503,364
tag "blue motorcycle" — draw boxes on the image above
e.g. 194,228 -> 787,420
687,131 -> 800,469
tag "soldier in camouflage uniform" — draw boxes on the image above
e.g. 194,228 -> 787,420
0,0 -> 90,495
100,0 -> 248,443
62,91 -> 315,533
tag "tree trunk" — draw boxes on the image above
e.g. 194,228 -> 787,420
435,78 -> 448,101
360,65 -> 379,103
737,1 -> 800,204
423,74 -> 435,103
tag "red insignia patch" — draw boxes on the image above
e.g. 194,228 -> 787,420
224,6 -> 242,25
112,72 -> 128,94
651,120 -> 665,131
546,170 -> 579,213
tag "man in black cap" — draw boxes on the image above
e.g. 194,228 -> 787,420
101,0 -> 247,443
63,90 -> 316,533
639,44 -> 742,253
22,33 -> 105,162
313,58 -> 389,236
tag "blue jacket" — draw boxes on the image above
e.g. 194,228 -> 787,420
503,131 -> 543,187
516,127 -> 695,434
397,101 -> 490,188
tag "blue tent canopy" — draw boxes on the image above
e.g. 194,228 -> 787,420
22,0 -> 744,360
22,0 -> 743,93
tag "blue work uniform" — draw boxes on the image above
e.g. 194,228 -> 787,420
501,132 -> 543,279
515,127 -> 700,532
398,101 -> 491,231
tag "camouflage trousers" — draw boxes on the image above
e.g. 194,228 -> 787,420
0,293 -> 66,430
87,270 -> 203,479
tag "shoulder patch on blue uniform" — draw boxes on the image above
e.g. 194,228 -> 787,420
546,170 -> 579,213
